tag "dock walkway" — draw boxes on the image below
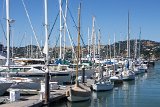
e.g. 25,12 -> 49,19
0,79 -> 93,107
0,89 -> 66,107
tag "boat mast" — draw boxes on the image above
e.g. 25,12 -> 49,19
75,3 -> 81,87
31,35 -> 33,58
6,0 -> 10,69
98,29 -> 101,80
11,27 -> 14,58
127,11 -> 130,58
109,37 -> 111,59
119,33 -> 121,56
88,27 -> 90,55
60,4 -> 76,60
113,33 -> 116,72
63,0 -> 68,60
59,0 -> 62,59
98,29 -> 101,57
134,38 -> 137,59
92,16 -> 95,61
44,0 -> 49,104
138,27 -> 141,58
106,38 -> 108,59
114,33 -> 116,59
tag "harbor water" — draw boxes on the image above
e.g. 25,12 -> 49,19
52,61 -> 160,107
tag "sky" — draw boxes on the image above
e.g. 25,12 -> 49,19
0,0 -> 160,47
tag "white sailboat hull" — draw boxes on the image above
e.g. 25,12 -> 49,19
110,76 -> 123,84
122,70 -> 135,81
92,82 -> 114,91
134,65 -> 146,75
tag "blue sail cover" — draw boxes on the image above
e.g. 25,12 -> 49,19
126,60 -> 129,69
54,59 -> 70,65
104,60 -> 113,65
55,59 -> 62,64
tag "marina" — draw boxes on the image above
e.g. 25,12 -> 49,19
0,0 -> 160,107
0,61 -> 158,107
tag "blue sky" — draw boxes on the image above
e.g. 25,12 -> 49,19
0,0 -> 160,47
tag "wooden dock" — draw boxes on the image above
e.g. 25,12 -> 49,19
0,89 -> 66,107
0,79 -> 94,107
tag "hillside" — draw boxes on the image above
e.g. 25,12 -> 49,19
100,39 -> 160,59
1,39 -> 160,60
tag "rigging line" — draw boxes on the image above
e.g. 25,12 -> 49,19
61,8 -> 76,48
21,0 -> 42,55
0,0 -> 6,41
0,20 -> 6,40
1,0 -> 5,19
61,4 -> 76,48
53,28 -> 76,49
48,1 -> 64,40
67,6 -> 85,46
48,12 -> 59,40
60,5 -> 76,55
19,33 -> 25,47
67,28 -> 76,47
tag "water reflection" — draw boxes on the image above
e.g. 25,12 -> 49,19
66,100 -> 91,107
91,91 -> 111,107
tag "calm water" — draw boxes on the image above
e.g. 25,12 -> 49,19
51,61 -> 160,107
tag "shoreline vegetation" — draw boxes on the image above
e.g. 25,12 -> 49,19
1,39 -> 160,60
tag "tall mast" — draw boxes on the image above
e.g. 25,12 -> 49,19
127,11 -> 130,58
98,29 -> 101,80
95,32 -> 97,55
88,27 -> 90,54
106,37 -> 108,59
92,16 -> 95,61
44,0 -> 49,104
109,37 -> 111,59
98,29 -> 101,56
44,0 -> 49,72
76,3 -> 81,87
63,0 -> 68,60
114,33 -> 116,59
113,34 -> 116,72
119,33 -> 121,56
59,0 -> 62,59
11,28 -> 14,58
31,35 -> 33,58
6,0 -> 10,67
138,27 -> 141,58
134,38 -> 137,59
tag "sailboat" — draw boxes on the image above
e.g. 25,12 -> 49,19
0,0 -> 41,91
66,4 -> 91,102
92,29 -> 114,91
0,0 -> 13,96
92,67 -> 114,91
122,11 -> 135,81
109,34 -> 123,84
